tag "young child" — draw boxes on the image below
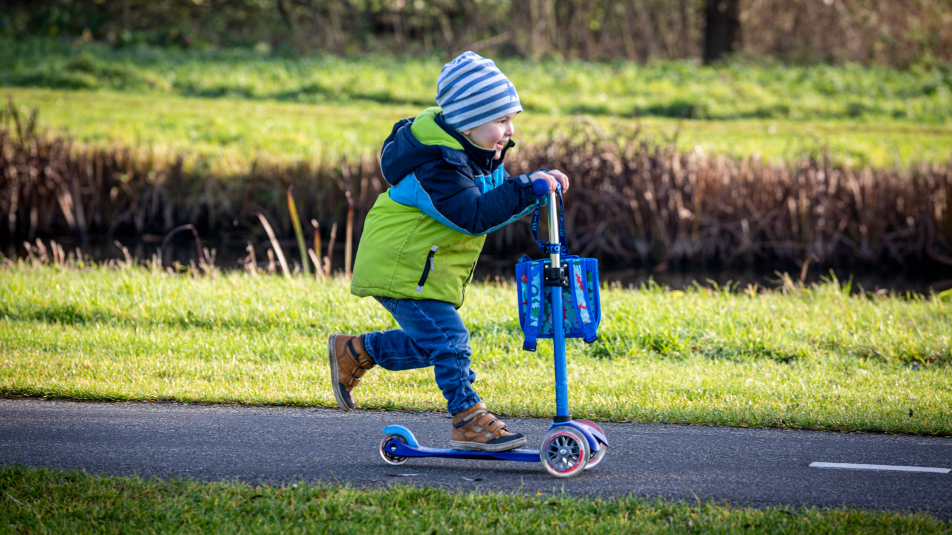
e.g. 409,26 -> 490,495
328,51 -> 569,452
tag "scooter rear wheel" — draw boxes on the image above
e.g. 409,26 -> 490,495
540,427 -> 589,478
575,419 -> 607,470
379,434 -> 410,466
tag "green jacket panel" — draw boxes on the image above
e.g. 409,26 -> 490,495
351,192 -> 486,308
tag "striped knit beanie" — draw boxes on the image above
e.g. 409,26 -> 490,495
436,51 -> 522,132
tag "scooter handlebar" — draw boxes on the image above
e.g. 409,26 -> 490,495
532,178 -> 550,197
532,178 -> 563,197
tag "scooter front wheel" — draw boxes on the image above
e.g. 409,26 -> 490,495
380,434 -> 410,466
540,427 -> 589,478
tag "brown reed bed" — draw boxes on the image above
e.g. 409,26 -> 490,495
2,101 -> 951,273
514,123 -> 952,271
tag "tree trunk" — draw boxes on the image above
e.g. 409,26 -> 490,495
527,0 -> 554,59
703,0 -> 740,64
328,0 -> 345,54
278,0 -> 304,54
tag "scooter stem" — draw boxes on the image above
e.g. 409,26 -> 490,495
548,189 -> 570,422
548,190 -> 560,269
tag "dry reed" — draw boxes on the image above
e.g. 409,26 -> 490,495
513,125 -> 952,270
2,102 -> 951,272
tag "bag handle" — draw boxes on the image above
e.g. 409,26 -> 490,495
522,260 -> 545,351
530,184 -> 568,256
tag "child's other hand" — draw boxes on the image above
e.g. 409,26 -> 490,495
530,169 -> 570,194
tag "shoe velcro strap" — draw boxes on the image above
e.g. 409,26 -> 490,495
340,357 -> 366,381
483,421 -> 509,439
467,409 -> 489,421
456,410 -> 489,430
341,350 -> 371,376
347,340 -> 375,369
474,414 -> 507,436
486,419 -> 506,432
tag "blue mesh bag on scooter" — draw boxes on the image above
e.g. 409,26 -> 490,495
516,189 -> 601,351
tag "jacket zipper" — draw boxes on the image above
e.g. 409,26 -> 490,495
415,246 -> 438,292
458,257 -> 479,308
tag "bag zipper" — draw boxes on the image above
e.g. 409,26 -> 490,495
415,245 -> 438,292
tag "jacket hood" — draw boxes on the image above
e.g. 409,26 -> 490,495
380,107 -> 512,186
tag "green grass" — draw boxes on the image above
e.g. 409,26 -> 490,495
5,38 -> 952,124
4,87 -> 420,171
2,37 -> 952,168
7,87 -> 952,170
1,264 -> 950,435
2,465 -> 948,534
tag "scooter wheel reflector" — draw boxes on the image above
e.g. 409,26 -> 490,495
540,428 -> 589,478
380,434 -> 410,466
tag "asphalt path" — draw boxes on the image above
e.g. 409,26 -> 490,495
1,399 -> 950,518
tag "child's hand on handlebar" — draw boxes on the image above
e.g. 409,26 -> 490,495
530,169 -> 570,194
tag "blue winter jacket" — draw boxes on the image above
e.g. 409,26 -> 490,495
351,107 -> 542,307
380,109 -> 539,234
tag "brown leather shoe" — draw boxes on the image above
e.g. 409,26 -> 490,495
328,333 -> 375,411
450,402 -> 527,452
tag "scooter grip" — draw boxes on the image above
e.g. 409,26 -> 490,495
532,178 -> 550,197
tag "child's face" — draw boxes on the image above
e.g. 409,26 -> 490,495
462,112 -> 517,160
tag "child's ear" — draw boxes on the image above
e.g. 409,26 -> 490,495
461,129 -> 473,136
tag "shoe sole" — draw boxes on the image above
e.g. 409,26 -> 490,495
449,436 -> 528,452
328,334 -> 353,411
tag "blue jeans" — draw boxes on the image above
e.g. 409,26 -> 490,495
362,297 -> 481,414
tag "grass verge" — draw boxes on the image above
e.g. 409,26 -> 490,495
1,264 -> 950,435
7,87 -> 952,170
1,465 -> 948,534
4,38 -> 951,124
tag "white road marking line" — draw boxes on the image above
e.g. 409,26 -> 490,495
810,462 -> 950,474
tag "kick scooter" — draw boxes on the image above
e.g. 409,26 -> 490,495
379,180 -> 608,478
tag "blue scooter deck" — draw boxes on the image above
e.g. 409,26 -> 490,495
382,425 -> 541,462
386,440 -> 541,462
